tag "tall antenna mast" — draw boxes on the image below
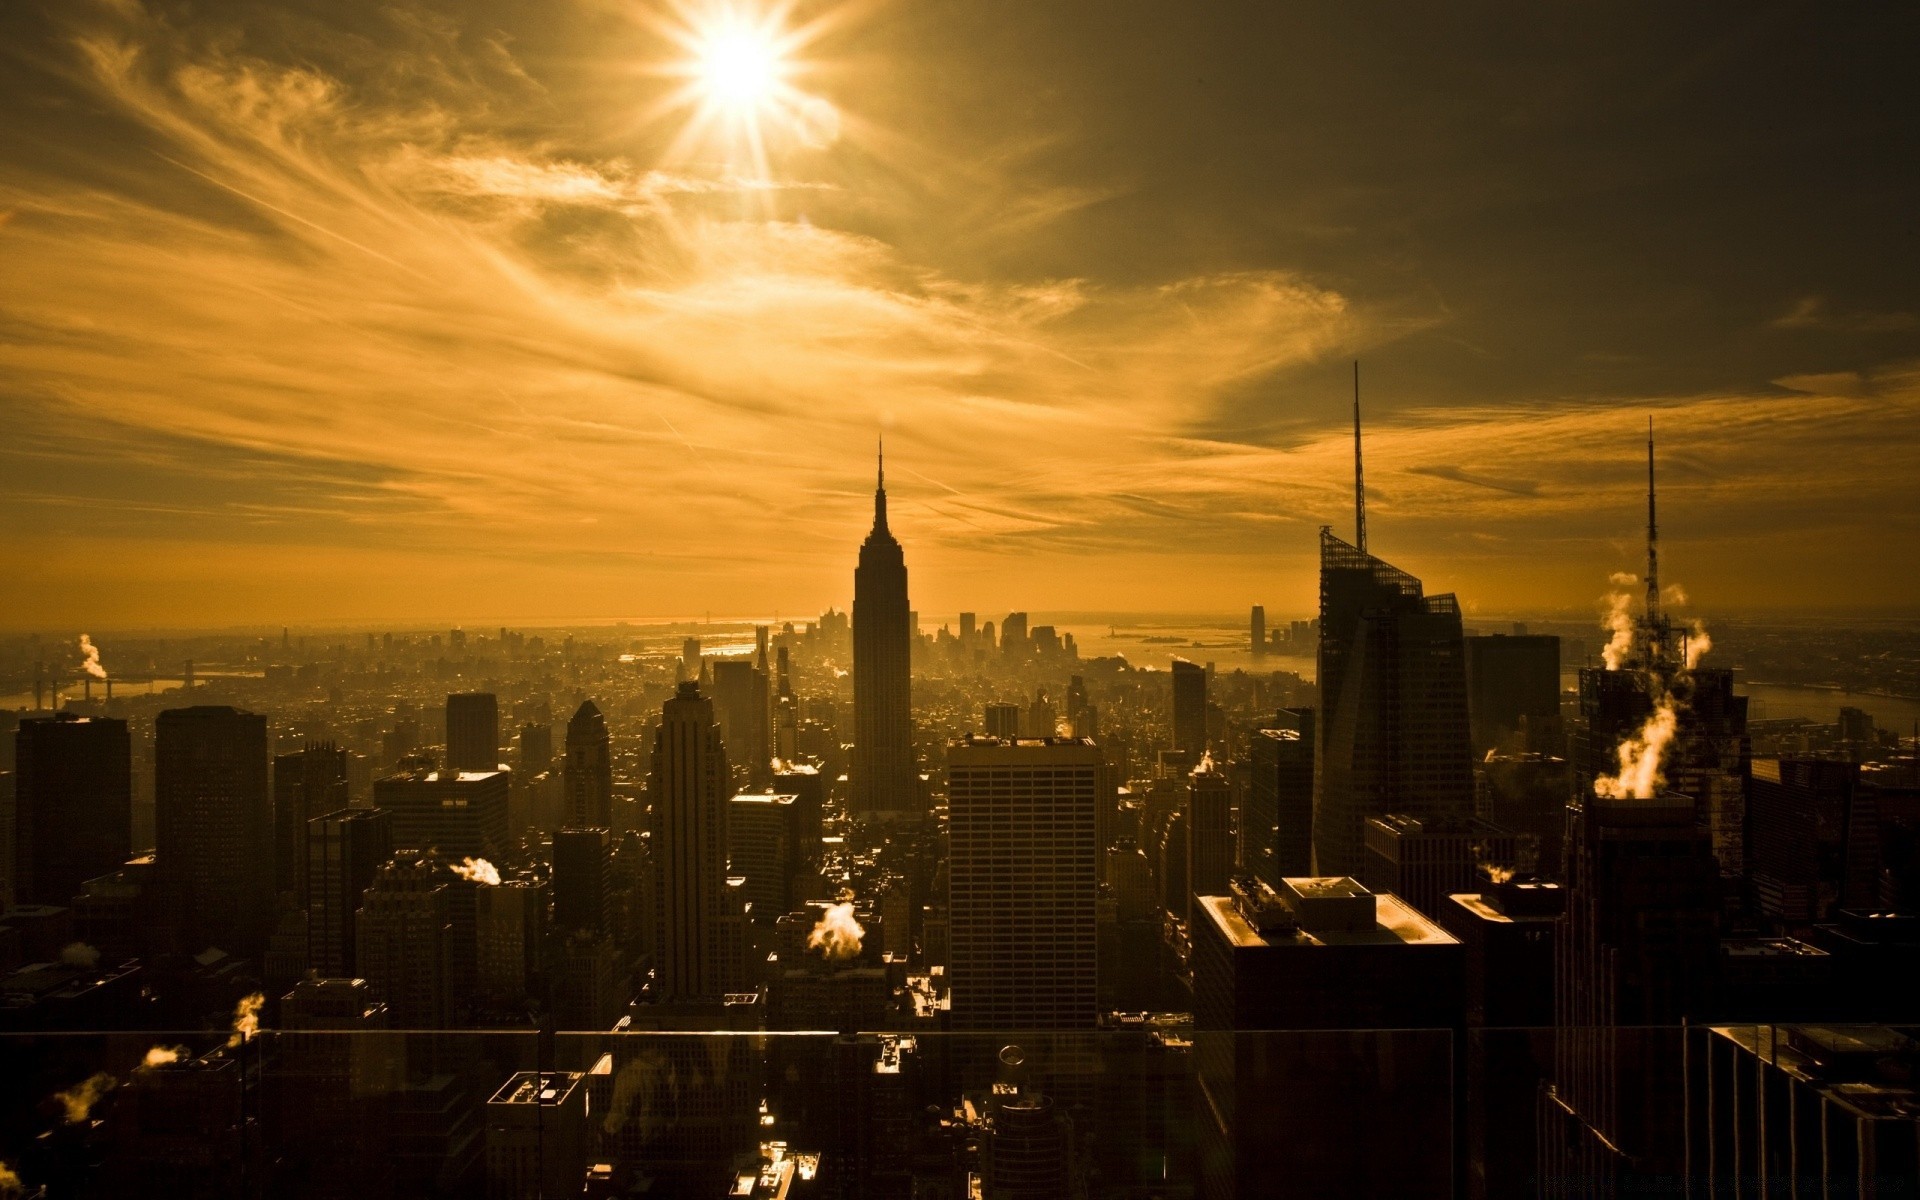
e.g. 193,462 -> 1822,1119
1646,417 -> 1659,626
1353,360 -> 1368,554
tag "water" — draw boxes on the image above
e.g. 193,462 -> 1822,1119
1739,683 -> 1920,732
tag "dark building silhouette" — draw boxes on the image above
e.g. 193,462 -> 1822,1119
1243,709 -> 1314,886
1186,760 -> 1233,926
1749,757 -> 1878,924
1362,812 -> 1517,923
1191,875 -> 1463,1200
1541,793 -> 1721,1194
355,854 -> 452,1028
711,659 -> 773,789
1250,604 -> 1266,659
273,741 -> 347,900
851,449 -> 917,818
444,692 -> 500,772
1465,633 -> 1563,754
1170,658 -> 1208,755
306,806 -> 392,977
552,826 -> 612,938
1313,529 -> 1474,877
649,681 -> 746,1002
517,721 -> 552,775
947,736 -> 1100,1031
727,791 -> 801,923
564,700 -> 613,830
371,766 -> 509,863
1478,751 -> 1573,876
156,704 -> 271,956
12,712 -> 130,906
983,702 -> 1020,740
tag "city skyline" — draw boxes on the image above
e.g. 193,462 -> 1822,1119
4,1 -> 1919,627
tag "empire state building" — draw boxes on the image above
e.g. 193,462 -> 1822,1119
852,445 -> 917,817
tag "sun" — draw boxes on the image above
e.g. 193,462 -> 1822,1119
645,2 -> 842,177
693,19 -> 785,117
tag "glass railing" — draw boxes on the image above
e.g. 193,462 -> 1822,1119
0,1023 -> 1914,1197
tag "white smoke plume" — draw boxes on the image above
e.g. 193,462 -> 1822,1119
226,992 -> 264,1047
77,634 -> 107,679
1600,589 -> 1636,670
1483,864 -> 1516,885
1594,702 -> 1680,800
1662,583 -> 1690,606
449,857 -> 501,886
1685,620 -> 1713,671
60,942 -> 100,968
807,902 -> 865,961
0,1160 -> 22,1198
140,1045 -> 186,1068
53,1072 -> 117,1123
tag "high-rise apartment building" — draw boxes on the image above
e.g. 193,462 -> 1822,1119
1243,709 -> 1314,885
371,765 -> 510,862
12,712 -> 130,906
1170,659 -> 1208,755
306,806 -> 393,976
156,705 -> 272,955
564,700 -> 614,829
273,741 -> 348,899
444,692 -> 500,772
1313,530 -> 1474,877
649,681 -> 746,1002
946,735 -> 1100,1030
851,451 -> 917,818
355,854 -> 453,1028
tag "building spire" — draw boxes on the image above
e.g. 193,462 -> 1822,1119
873,434 -> 889,534
1646,416 -> 1659,626
1353,360 -> 1368,554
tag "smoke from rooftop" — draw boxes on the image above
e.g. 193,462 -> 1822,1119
807,902 -> 865,961
449,857 -> 502,886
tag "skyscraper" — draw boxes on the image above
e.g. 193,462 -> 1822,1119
1170,658 -> 1208,755
711,659 -> 772,788
445,692 -> 500,772
371,765 -> 510,862
1244,709 -> 1314,885
649,681 -> 745,1002
564,700 -> 613,829
273,741 -> 348,899
156,705 -> 272,955
1187,759 -> 1234,926
1250,605 -> 1266,659
851,446 -> 917,818
306,806 -> 393,976
12,712 -> 130,906
1313,529 -> 1474,876
1464,634 -> 1562,754
552,826 -> 611,938
946,735 -> 1100,1030
355,854 -> 453,1028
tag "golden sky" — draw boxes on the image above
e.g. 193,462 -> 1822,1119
2,0 -> 1917,627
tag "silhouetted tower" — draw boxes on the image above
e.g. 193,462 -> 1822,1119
1353,360 -> 1368,554
273,741 -> 348,899
649,681 -> 745,1001
852,441 -> 917,818
13,712 -> 131,906
445,692 -> 500,772
564,700 -> 613,829
156,705 -> 272,956
1171,659 -> 1209,755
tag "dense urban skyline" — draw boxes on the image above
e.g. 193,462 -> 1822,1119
3,0 -> 1918,627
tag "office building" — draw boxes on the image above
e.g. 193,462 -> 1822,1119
517,721 -> 552,775
851,450 -> 917,818
649,681 -> 746,1002
1362,813 -> 1517,923
946,736 -> 1100,1031
475,879 -> 544,1006
371,765 -> 509,863
306,806 -> 392,977
273,741 -> 348,900
12,713 -> 130,906
728,792 -> 801,923
156,705 -> 272,956
1749,758 -> 1878,924
445,692 -> 500,772
1464,634 -> 1563,754
1170,659 -> 1208,755
1250,605 -> 1266,659
1541,793 -> 1721,1194
1243,709 -> 1314,886
485,1072 -> 589,1200
1000,612 -> 1028,657
1186,760 -> 1233,926
564,700 -> 613,830
712,660 -> 773,789
1313,530 -> 1475,877
983,703 -> 1020,740
355,854 -> 452,1028
1190,875 -> 1463,1200
552,826 -> 611,938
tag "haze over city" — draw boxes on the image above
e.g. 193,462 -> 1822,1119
3,0 -> 1917,627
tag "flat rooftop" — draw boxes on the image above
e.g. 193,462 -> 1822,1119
1199,892 -> 1457,950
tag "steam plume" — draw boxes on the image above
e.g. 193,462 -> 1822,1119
77,634 -> 107,679
140,1045 -> 185,1068
1483,864 -> 1516,885
1685,620 -> 1712,671
1600,589 -> 1635,670
449,857 -> 501,886
0,1160 -> 22,1198
807,902 -> 865,961
226,991 -> 264,1047
1594,702 -> 1679,799
53,1072 -> 117,1123
60,941 -> 100,968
